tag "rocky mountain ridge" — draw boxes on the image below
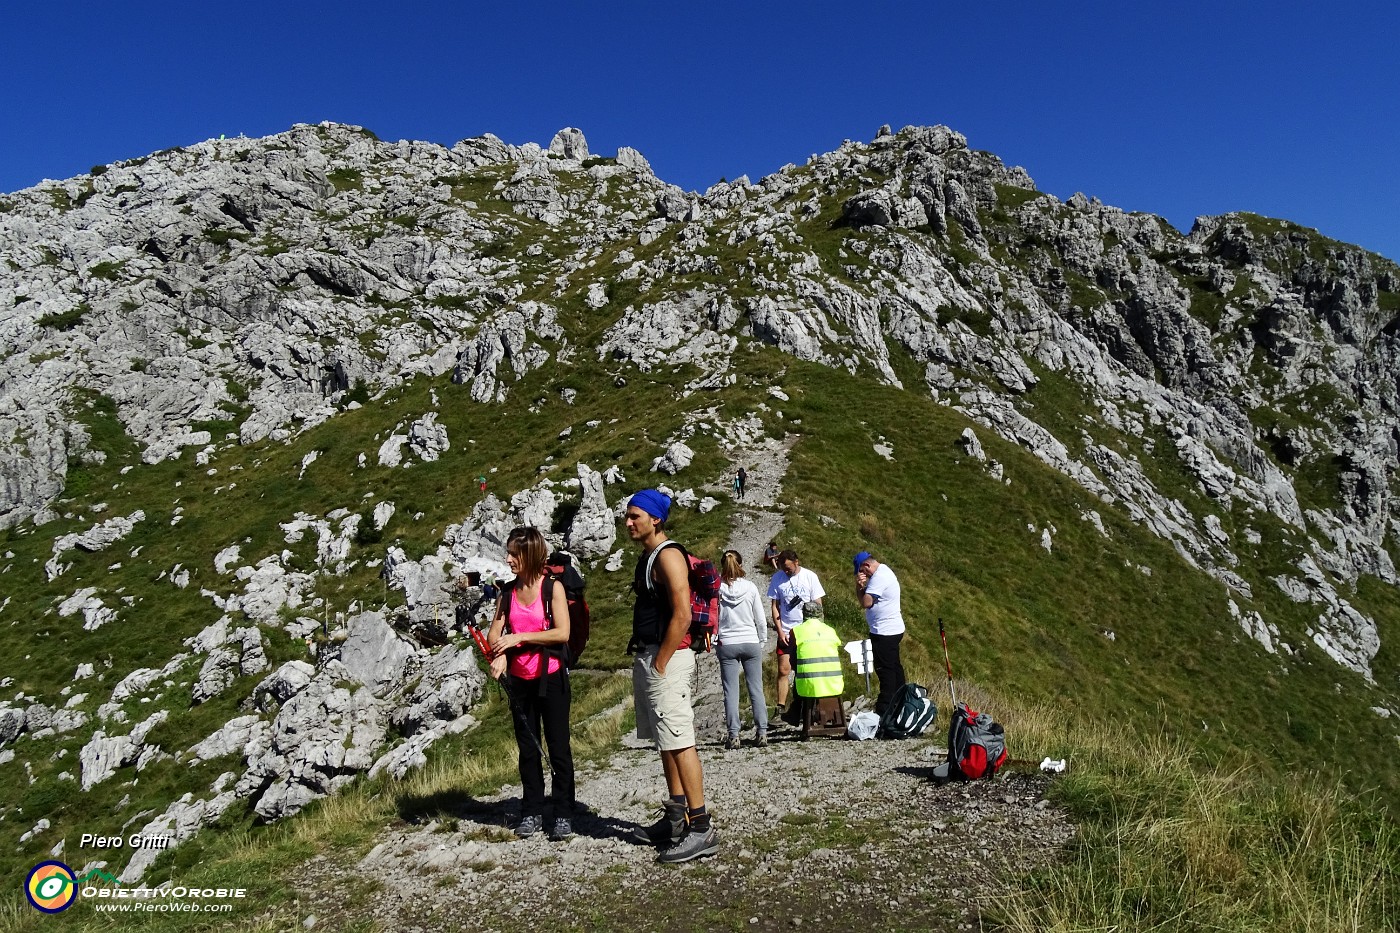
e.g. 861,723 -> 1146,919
4,121 -> 1396,669
1,121 -> 1397,883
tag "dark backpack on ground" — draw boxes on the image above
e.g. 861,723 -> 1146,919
945,701 -> 1008,779
879,683 -> 937,739
500,551 -> 590,669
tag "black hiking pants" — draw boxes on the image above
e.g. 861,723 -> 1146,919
871,632 -> 906,716
507,669 -> 575,814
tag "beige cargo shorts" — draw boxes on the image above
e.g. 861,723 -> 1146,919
632,644 -> 696,751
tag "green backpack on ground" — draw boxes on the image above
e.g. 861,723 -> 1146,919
879,683 -> 937,739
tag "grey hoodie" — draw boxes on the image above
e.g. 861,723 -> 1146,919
718,577 -> 768,646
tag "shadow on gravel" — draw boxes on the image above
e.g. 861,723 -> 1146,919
572,806 -> 643,843
395,787 -> 502,824
397,791 -> 647,844
894,763 -> 946,783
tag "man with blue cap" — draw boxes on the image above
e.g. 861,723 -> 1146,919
623,488 -> 719,863
854,550 -> 906,716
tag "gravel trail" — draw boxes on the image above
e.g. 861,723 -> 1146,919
293,432 -> 1074,932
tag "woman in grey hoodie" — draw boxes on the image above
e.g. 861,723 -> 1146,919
717,550 -> 770,748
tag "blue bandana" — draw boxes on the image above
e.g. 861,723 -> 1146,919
630,489 -> 671,522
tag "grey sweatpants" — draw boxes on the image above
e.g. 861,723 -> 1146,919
717,641 -> 768,737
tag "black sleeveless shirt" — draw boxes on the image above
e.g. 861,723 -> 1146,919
631,542 -> 677,651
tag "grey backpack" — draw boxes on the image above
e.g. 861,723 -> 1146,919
945,702 -> 1008,779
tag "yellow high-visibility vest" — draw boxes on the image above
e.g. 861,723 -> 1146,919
792,618 -> 844,698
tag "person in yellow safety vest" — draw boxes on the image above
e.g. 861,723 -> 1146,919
791,601 -> 844,699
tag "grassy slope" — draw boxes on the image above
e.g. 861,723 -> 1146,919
767,355 -> 1398,802
0,333 -> 747,889
4,145 -> 1400,927
1,334 -> 1395,929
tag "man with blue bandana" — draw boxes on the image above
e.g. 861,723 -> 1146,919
624,489 -> 719,863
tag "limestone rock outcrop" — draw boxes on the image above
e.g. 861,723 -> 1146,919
2,119 -> 1398,883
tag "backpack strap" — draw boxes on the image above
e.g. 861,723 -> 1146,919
541,574 -> 556,628
539,575 -> 566,692
497,585 -> 512,634
643,540 -> 685,593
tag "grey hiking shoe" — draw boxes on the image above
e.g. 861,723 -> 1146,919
631,800 -> 686,846
656,822 -> 720,863
514,813 -> 543,838
548,816 -> 573,841
754,732 -> 769,748
723,735 -> 742,750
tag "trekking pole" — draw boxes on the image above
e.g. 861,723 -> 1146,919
496,668 -> 547,760
939,618 -> 959,709
469,621 -> 547,759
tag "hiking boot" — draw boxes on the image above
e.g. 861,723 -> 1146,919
514,813 -> 543,838
754,732 -> 769,748
723,735 -> 742,750
656,822 -> 720,864
768,704 -> 786,728
547,816 -> 573,841
631,800 -> 686,846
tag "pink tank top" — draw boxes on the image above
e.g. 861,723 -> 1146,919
507,586 -> 561,679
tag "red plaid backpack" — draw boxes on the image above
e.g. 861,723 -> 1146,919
644,541 -> 721,652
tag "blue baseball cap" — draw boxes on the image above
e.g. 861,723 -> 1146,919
853,550 -> 873,572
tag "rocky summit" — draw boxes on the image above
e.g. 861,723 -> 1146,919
0,121 -> 1397,885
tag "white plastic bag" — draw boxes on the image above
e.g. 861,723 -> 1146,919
847,711 -> 880,741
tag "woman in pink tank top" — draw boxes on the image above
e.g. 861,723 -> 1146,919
486,526 -> 576,840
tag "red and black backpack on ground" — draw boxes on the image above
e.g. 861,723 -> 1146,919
946,702 -> 1009,780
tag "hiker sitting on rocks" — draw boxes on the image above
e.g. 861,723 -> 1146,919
762,541 -> 779,572
487,526 -> 576,841
717,549 -> 769,749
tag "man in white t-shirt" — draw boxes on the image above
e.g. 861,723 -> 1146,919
854,550 -> 906,716
766,550 -> 825,718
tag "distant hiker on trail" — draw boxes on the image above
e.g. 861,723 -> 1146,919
762,541 -> 780,572
735,467 -> 748,499
854,550 -> 906,717
624,489 -> 720,863
717,549 -> 769,749
478,475 -> 488,493
767,549 -> 825,722
487,527 -> 576,841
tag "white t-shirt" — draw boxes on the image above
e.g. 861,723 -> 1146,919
767,567 -> 825,633
864,563 -> 905,635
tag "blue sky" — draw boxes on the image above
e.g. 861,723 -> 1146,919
4,1 -> 1398,261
